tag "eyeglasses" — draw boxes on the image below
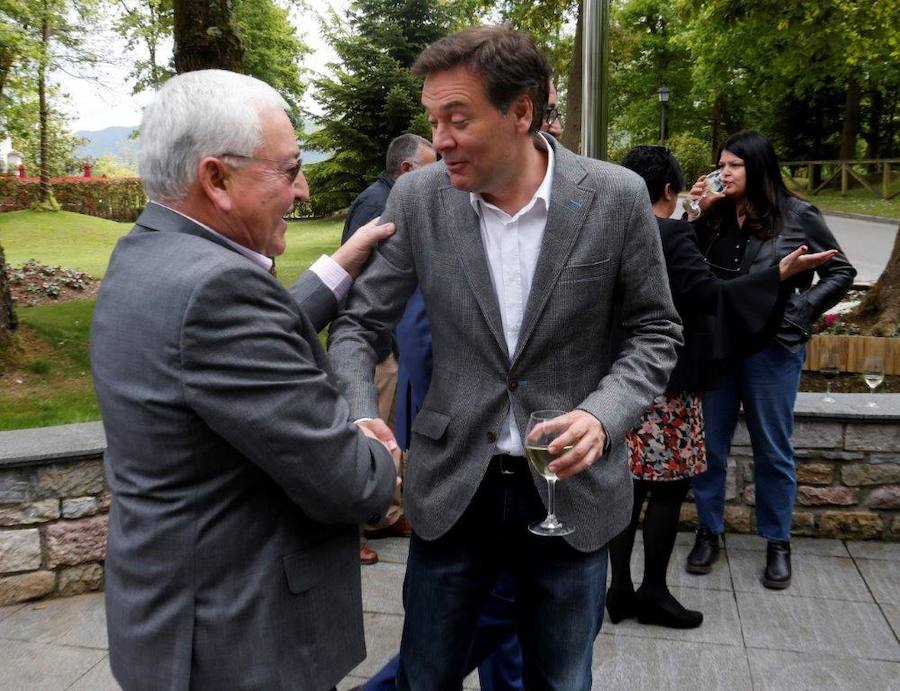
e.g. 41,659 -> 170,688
220,152 -> 303,182
544,105 -> 561,126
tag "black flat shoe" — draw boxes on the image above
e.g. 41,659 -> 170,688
686,527 -> 720,574
763,540 -> 791,589
636,588 -> 703,629
606,586 -> 639,623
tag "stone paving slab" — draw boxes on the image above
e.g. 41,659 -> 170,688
0,603 -> 25,624
729,551 -> 872,602
592,636 -> 753,691
736,591 -> 900,661
846,541 -> 900,561
726,534 -> 850,558
855,558 -> 900,605
882,604 -> 900,641
746,649 -> 900,691
0,593 -> 107,649
66,656 -> 120,691
364,536 -> 410,565
625,543 -> 735,593
602,585 -> 742,647
0,640 -> 106,691
361,562 -> 405,616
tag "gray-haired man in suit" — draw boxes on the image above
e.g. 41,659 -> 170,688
328,27 -> 683,690
90,69 -> 398,691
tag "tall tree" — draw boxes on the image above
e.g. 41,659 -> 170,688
304,0 -> 455,213
172,0 -> 244,73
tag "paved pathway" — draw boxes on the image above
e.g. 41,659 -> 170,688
1,533 -> 898,690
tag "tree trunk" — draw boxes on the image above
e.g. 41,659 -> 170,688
839,76 -> 860,161
38,4 -> 51,204
560,0 -> 583,154
852,226 -> 900,336
173,0 -> 244,74
865,87 -> 883,163
0,242 -> 18,369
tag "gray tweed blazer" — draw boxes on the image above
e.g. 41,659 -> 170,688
329,138 -> 682,552
91,203 -> 396,690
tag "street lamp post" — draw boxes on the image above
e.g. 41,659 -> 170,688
658,85 -> 670,143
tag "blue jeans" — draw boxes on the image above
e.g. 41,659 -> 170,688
396,457 -> 607,691
363,569 -> 522,691
693,344 -> 804,542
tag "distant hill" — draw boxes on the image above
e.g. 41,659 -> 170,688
76,125 -> 330,166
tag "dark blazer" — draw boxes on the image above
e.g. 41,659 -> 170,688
329,137 -> 683,552
91,203 -> 396,691
394,287 -> 432,451
657,217 -> 780,391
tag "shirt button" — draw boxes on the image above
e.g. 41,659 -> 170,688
508,381 -> 518,391
487,431 -> 497,443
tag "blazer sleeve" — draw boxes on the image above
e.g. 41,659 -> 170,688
578,181 -> 684,444
328,183 -> 420,420
287,269 -> 339,333
660,219 -> 781,355
181,264 -> 396,525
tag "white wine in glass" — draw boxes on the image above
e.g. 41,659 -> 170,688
687,170 -> 725,215
862,354 -> 884,408
524,410 -> 574,537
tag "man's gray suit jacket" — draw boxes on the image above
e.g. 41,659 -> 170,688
90,203 -> 396,691
328,137 -> 683,553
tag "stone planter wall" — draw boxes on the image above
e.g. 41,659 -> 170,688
1,396 -> 898,607
679,393 -> 900,540
0,424 -> 108,607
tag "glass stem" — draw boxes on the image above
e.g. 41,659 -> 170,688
826,381 -> 832,396
546,478 -> 558,520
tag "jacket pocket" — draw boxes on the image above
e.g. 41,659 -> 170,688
411,408 -> 451,440
558,257 -> 611,283
282,532 -> 351,594
781,292 -> 813,340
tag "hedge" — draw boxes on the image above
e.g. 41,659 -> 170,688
0,176 -> 146,222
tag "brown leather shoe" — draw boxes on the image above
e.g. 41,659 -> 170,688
359,543 -> 379,565
364,516 -> 413,540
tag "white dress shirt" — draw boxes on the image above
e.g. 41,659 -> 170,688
469,134 -> 555,457
150,201 -> 352,300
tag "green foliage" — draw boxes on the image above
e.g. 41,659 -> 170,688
91,154 -> 138,178
305,0 -> 455,214
0,176 -> 145,221
115,0 -> 175,93
666,132 -> 711,186
6,95 -> 85,176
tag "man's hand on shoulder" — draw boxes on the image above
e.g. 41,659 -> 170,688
533,409 -> 607,481
356,418 -> 403,478
332,217 -> 395,278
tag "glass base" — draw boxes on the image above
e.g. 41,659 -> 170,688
822,394 -> 836,403
529,516 -> 575,537
867,400 -> 879,408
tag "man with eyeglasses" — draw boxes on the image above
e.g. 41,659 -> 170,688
90,69 -> 400,691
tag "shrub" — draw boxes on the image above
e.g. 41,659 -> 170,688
0,176 -> 145,222
667,133 -> 713,186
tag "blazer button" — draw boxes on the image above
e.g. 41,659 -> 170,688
508,381 -> 518,391
486,431 -> 497,443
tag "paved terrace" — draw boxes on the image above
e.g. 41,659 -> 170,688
1,532 -> 898,690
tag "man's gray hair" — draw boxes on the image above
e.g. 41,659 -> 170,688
139,70 -> 290,202
385,133 -> 432,176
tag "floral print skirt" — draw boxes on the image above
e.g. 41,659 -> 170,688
626,390 -> 707,481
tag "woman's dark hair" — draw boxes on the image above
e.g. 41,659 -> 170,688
713,130 -> 795,240
621,145 -> 685,204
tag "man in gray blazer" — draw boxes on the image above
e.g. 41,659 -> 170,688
328,27 -> 682,690
90,70 -> 398,691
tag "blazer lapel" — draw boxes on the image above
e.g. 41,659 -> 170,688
741,234 -> 764,272
440,186 -> 509,359
512,148 -> 594,363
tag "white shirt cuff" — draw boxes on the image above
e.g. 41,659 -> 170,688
310,255 -> 352,302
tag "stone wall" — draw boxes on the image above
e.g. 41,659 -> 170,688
1,395 -> 898,606
679,393 -> 900,541
0,424 -> 108,606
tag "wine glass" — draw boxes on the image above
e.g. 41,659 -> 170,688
820,348 -> 840,403
862,354 -> 884,408
524,410 -> 574,537
687,170 -> 725,215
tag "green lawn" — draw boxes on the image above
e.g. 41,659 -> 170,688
1,211 -> 343,430
785,183 -> 900,221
